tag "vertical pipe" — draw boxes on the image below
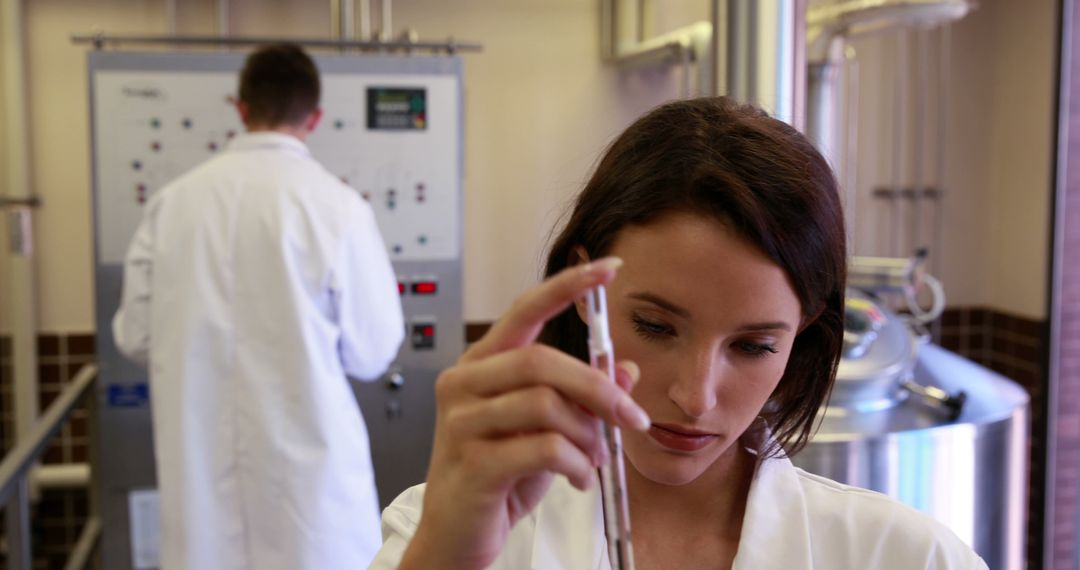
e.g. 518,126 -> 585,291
890,32 -> 908,256
726,0 -> 748,100
911,27 -> 930,257
165,0 -> 177,35
380,0 -> 392,41
932,25 -> 950,290
2,0 -> 41,449
681,44 -> 693,98
790,0 -> 807,131
601,0 -> 616,60
342,0 -> 355,39
330,0 -> 341,39
6,477 -> 31,570
845,47 -> 860,257
637,0 -> 653,42
744,1 -> 758,104
330,0 -> 356,41
709,0 -> 723,96
806,36 -> 843,167
716,0 -> 802,126
358,0 -> 371,40
217,0 -> 230,36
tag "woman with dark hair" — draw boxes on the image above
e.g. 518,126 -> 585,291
370,97 -> 986,569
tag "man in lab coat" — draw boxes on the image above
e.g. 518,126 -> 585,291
113,44 -> 404,570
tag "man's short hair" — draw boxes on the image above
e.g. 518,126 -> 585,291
238,44 -> 320,127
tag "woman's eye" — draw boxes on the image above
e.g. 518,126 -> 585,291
735,340 -> 779,358
631,316 -> 674,340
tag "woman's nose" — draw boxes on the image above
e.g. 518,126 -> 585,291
667,348 -> 721,418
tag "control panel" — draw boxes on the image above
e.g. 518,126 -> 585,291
89,52 -> 464,570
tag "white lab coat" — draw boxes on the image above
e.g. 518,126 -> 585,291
372,431 -> 988,569
113,132 -> 405,570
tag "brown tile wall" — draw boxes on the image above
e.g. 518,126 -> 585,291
0,333 -> 95,570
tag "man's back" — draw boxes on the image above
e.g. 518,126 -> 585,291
114,132 -> 404,569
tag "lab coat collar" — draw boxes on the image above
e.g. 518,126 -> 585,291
530,476 -> 607,570
730,425 -> 814,569
225,131 -> 311,157
529,420 -> 814,570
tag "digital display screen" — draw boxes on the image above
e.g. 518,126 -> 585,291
367,87 -> 427,130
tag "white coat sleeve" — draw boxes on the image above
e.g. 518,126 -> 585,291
369,484 -> 426,569
112,210 -> 155,367
333,199 -> 405,380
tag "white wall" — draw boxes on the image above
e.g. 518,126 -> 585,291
7,0 -> 686,332
0,0 -> 1059,333
392,0 -> 685,322
24,0 -> 171,332
984,0 -> 1057,318
844,0 -> 1056,319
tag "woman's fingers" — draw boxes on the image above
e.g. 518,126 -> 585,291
465,257 -> 623,361
442,345 -> 650,432
615,360 -> 640,392
463,432 -> 599,492
446,386 -> 608,465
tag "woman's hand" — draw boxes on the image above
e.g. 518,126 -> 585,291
398,257 -> 651,570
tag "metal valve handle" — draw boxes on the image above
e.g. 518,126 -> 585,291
900,380 -> 967,421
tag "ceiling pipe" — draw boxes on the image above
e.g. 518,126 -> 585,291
711,0 -> 805,127
804,0 -> 973,181
601,0 -> 804,124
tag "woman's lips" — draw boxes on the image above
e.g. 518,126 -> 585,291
647,423 -> 719,452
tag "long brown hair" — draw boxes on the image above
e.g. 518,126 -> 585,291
539,97 -> 846,457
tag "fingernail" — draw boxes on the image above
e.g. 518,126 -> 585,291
585,256 -> 623,275
616,396 -> 651,431
619,361 -> 640,387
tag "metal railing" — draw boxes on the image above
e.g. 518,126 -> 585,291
0,364 -> 99,570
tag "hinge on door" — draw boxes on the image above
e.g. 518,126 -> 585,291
1,197 -> 41,256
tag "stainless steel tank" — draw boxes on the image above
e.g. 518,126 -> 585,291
792,292 -> 1030,570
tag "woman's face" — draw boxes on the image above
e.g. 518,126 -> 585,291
600,212 -> 803,486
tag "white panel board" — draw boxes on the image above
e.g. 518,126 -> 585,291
92,69 -> 460,265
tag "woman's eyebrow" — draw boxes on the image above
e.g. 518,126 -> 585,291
628,292 -> 793,332
628,292 -> 690,318
735,322 -> 792,333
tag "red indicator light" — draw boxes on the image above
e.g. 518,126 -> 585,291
422,326 -> 435,337
397,282 -> 406,295
411,281 -> 438,295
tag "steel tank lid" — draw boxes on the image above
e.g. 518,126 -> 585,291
832,290 -> 917,412
812,344 -> 1030,441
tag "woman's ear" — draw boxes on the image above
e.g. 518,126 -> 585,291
570,246 -> 591,324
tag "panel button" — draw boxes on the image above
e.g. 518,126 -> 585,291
411,322 -> 436,350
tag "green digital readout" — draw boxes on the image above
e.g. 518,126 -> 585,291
367,88 -> 427,130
